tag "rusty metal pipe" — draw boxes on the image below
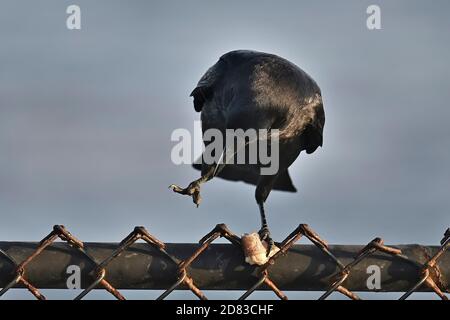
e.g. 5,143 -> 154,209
0,242 -> 448,292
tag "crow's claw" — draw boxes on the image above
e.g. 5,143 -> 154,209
169,181 -> 202,207
258,226 -> 274,257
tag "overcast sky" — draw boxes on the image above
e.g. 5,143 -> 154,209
0,0 -> 449,299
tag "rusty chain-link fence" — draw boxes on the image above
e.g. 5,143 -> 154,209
0,224 -> 448,300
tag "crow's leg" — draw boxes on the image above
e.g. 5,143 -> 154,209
169,152 -> 226,207
257,201 -> 273,251
255,174 -> 278,256
170,136 -> 260,207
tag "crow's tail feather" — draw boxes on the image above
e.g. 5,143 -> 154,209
192,163 -> 297,192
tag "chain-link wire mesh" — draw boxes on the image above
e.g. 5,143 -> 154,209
0,224 -> 448,300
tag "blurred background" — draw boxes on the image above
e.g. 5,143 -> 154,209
0,0 -> 449,299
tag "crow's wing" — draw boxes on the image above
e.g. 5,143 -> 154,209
190,58 -> 227,112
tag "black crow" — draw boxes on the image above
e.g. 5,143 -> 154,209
170,50 -> 324,254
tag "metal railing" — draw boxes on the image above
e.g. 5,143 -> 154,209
0,224 -> 448,300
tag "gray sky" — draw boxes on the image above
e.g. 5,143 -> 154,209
0,1 -> 449,299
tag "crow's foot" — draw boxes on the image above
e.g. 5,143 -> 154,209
258,226 -> 274,257
169,181 -> 202,207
